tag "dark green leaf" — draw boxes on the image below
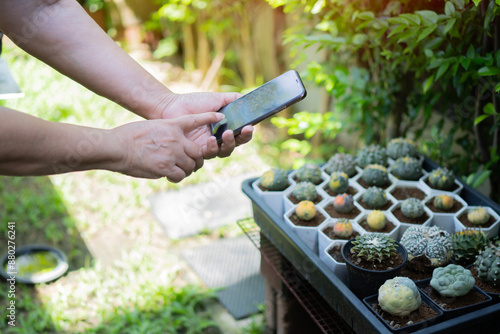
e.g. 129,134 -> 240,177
423,75 -> 434,93
400,13 -> 421,25
472,170 -> 492,189
417,24 -> 437,43
357,11 -> 375,21
435,61 -> 451,80
483,102 -> 497,115
387,24 -> 406,38
495,83 -> 500,92
467,45 -> 475,59
388,17 -> 410,26
416,10 -> 439,25
445,2 -> 455,16
443,18 -> 456,35
477,66 -> 500,76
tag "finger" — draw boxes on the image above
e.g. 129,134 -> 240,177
218,129 -> 236,158
203,136 -> 219,160
166,166 -> 187,183
177,112 -> 224,132
219,92 -> 243,105
236,125 -> 254,146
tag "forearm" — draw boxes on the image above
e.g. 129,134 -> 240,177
0,106 -> 122,176
0,0 -> 170,119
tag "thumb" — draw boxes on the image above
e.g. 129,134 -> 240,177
177,112 -> 225,132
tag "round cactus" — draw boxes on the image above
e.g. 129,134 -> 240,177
329,172 -> 349,194
361,187 -> 388,209
390,157 -> 422,181
475,244 -> 500,287
400,198 -> 425,219
296,201 -> 316,221
400,226 -> 453,268
292,182 -> 318,202
428,167 -> 455,190
467,207 -> 490,225
378,277 -> 421,317
430,264 -> 475,297
333,218 -> 353,238
259,168 -> 289,191
433,194 -> 454,211
324,153 -> 357,176
387,138 -> 419,160
366,210 -> 386,230
361,164 -> 389,187
452,229 -> 490,262
333,193 -> 355,213
356,145 -> 388,168
296,163 -> 323,184
350,234 -> 397,263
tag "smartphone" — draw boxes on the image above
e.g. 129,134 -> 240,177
210,70 -> 307,143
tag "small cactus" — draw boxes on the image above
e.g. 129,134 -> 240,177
387,138 -> 419,160
296,201 -> 316,221
378,277 -> 421,317
475,243 -> 500,287
292,182 -> 318,202
433,194 -> 454,211
296,163 -> 323,184
259,168 -> 289,191
366,210 -> 386,230
361,187 -> 388,209
328,172 -> 349,194
428,167 -> 455,190
467,207 -> 490,225
452,229 -> 490,262
350,234 -> 397,263
356,145 -> 388,168
333,218 -> 353,238
361,164 -> 389,187
324,153 -> 357,176
333,193 -> 355,213
390,157 -> 422,181
401,198 -> 424,219
400,226 -> 453,267
430,264 -> 475,297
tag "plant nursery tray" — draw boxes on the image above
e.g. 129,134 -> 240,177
242,159 -> 500,334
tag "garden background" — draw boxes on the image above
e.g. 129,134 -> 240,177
1,0 -> 499,333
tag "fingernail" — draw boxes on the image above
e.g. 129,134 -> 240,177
216,113 -> 225,121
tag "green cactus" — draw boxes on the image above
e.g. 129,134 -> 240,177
378,277 -> 421,317
475,243 -> 500,287
333,193 -> 355,213
390,157 -> 423,181
428,167 -> 455,190
361,187 -> 388,209
296,201 -> 316,221
324,153 -> 357,177
467,207 -> 491,225
430,264 -> 475,297
366,210 -> 386,230
400,198 -> 425,219
292,182 -> 318,202
328,172 -> 349,194
296,163 -> 323,184
356,144 -> 388,168
452,229 -> 490,262
387,138 -> 419,160
350,234 -> 397,263
361,164 -> 390,187
400,226 -> 453,268
333,218 -> 354,238
433,194 -> 454,211
259,168 -> 289,191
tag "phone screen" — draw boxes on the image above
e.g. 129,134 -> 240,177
210,70 -> 306,142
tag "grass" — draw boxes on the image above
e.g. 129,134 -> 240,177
0,43 -> 267,333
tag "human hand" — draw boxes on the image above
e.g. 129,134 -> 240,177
152,92 -> 253,159
111,112 -> 225,182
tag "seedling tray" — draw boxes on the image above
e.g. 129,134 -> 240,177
242,159 -> 500,334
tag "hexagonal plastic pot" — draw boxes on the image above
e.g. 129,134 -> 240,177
354,187 -> 398,213
288,168 -> 329,189
282,183 -> 328,214
284,205 -> 329,254
387,180 -> 430,201
321,178 -> 364,199
320,240 -> 348,283
320,196 -> 365,222
424,192 -> 468,235
390,202 -> 433,240
454,206 -> 500,238
419,173 -> 464,195
318,219 -> 365,256
355,211 -> 401,241
252,179 -> 291,217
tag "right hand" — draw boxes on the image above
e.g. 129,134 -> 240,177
111,112 -> 224,182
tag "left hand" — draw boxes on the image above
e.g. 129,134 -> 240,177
152,92 -> 254,159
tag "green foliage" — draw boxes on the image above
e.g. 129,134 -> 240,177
430,264 -> 475,297
378,277 -> 421,317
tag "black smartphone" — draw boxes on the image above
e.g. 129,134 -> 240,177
210,70 -> 307,143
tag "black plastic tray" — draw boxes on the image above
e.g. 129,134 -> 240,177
242,159 -> 500,334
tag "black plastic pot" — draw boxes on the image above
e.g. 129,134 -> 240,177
342,240 -> 408,298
